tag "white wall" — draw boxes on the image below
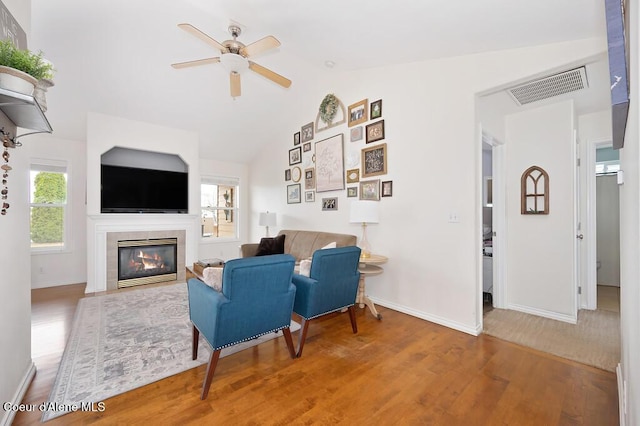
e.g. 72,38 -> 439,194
619,0 -> 640,421
0,2 -> 36,424
248,39 -> 606,335
504,101 -> 577,321
26,135 -> 87,289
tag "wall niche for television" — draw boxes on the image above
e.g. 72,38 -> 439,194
100,147 -> 189,214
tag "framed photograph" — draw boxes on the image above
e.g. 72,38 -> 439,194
315,134 -> 345,192
301,122 -> 314,142
291,166 -> 302,183
305,191 -> 315,202
370,99 -> 382,119
303,142 -> 312,152
289,146 -> 302,165
347,187 -> 358,198
346,168 -> 360,183
305,168 -> 316,190
362,143 -> 387,178
366,120 -> 385,143
285,169 -> 291,181
287,183 -> 301,204
322,197 -> 338,211
293,131 -> 301,145
350,126 -> 363,142
359,179 -> 380,201
348,99 -> 368,127
382,180 -> 393,197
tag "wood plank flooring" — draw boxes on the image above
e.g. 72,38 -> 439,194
14,284 -> 618,425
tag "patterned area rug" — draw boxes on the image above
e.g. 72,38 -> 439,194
43,283 -> 299,421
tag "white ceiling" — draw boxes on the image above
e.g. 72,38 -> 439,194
30,0 -> 610,163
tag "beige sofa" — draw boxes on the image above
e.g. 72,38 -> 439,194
241,229 -> 357,262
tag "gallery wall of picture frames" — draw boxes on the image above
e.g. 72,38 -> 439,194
285,95 -> 392,211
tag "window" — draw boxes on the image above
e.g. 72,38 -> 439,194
200,176 -> 239,239
30,160 -> 68,251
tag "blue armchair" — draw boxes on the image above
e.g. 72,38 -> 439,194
187,254 -> 297,399
292,246 -> 361,357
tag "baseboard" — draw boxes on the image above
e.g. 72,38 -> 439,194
0,361 -> 36,426
507,303 -> 577,324
371,297 -> 480,336
617,363 -> 626,426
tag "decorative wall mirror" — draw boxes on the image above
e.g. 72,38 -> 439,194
521,165 -> 549,214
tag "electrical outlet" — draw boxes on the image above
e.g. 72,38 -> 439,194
39,267 -> 44,274
448,212 -> 460,223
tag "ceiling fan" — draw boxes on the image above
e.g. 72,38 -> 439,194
171,23 -> 292,98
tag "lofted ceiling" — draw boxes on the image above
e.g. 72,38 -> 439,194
30,0 -> 610,163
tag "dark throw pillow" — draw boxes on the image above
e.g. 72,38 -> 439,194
255,234 -> 286,256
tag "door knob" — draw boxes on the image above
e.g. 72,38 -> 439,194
576,234 -> 584,240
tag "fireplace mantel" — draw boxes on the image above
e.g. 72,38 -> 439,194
87,214 -> 199,293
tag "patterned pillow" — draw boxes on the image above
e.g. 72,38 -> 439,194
203,267 -> 223,292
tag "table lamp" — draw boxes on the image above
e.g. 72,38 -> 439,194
259,211 -> 276,237
349,200 -> 379,259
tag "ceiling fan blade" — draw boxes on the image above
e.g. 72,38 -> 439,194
248,61 -> 292,88
240,36 -> 281,57
230,72 -> 241,98
178,23 -> 226,52
171,57 -> 220,69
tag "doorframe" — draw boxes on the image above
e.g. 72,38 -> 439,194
584,138 -> 615,310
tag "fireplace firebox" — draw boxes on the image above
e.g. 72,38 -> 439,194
117,238 -> 178,288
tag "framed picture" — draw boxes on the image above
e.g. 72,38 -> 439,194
366,120 -> 385,143
289,147 -> 302,165
285,169 -> 291,181
291,166 -> 302,183
315,134 -> 345,192
305,168 -> 316,190
382,180 -> 393,197
303,142 -> 312,152
346,168 -> 360,183
370,99 -> 382,119
301,122 -> 314,142
322,197 -> 338,211
294,131 -> 301,145
359,179 -> 380,201
362,143 -> 387,178
350,126 -> 363,142
305,191 -> 315,202
347,187 -> 358,198
348,99 -> 368,127
287,183 -> 301,204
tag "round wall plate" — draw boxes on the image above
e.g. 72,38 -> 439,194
292,166 -> 302,182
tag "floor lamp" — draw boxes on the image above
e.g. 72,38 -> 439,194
349,200 -> 379,259
259,211 -> 276,237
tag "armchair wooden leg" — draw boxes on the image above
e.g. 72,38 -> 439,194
296,318 -> 310,358
282,327 -> 296,359
192,325 -> 200,360
201,349 -> 221,400
347,306 -> 358,334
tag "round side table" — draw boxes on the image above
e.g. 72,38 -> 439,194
357,254 -> 388,319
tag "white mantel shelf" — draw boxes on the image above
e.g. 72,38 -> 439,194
87,214 -> 200,293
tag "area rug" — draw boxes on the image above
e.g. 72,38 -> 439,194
43,283 -> 299,421
483,308 -> 619,372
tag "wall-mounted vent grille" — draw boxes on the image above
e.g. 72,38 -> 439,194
507,67 -> 588,106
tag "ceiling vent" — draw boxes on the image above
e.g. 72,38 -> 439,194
507,67 -> 588,106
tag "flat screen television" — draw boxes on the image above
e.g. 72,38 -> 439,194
101,164 -> 188,213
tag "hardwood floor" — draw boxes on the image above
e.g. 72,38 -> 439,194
14,284 -> 618,425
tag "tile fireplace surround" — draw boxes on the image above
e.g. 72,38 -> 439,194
87,214 -> 199,293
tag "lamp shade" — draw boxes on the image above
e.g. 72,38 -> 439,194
259,211 -> 277,227
349,200 -> 379,224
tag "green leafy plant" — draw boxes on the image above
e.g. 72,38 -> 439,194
0,39 -> 54,80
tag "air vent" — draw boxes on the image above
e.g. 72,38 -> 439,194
507,67 -> 588,106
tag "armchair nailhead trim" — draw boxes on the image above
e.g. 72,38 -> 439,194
303,304 -> 354,321
214,325 -> 289,351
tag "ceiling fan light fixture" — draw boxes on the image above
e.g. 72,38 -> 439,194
220,53 -> 249,74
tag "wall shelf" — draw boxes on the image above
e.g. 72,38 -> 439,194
0,87 -> 52,133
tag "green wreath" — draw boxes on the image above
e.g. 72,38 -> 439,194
319,94 -> 339,124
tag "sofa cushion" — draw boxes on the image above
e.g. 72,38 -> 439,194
255,234 -> 286,256
278,230 -> 357,262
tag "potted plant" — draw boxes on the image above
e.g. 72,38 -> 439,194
0,39 -> 54,97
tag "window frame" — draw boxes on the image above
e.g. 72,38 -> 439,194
29,159 -> 71,253
200,175 -> 240,242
